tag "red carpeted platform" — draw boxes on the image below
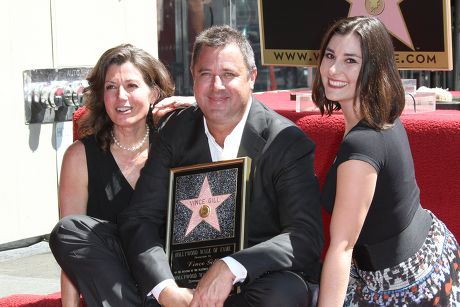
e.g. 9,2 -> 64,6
4,91 -> 458,306
0,292 -> 85,306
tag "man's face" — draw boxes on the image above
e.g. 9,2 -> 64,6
191,44 -> 257,130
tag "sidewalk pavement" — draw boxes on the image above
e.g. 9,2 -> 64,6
0,240 -> 60,298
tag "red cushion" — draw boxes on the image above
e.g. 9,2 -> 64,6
72,106 -> 87,141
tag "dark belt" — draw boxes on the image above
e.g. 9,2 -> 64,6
353,206 -> 432,271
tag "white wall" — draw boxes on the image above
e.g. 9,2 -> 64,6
0,0 -> 158,245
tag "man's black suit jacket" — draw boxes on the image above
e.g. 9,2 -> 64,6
118,98 -> 324,297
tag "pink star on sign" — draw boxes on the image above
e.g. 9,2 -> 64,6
347,0 -> 414,50
180,176 -> 231,236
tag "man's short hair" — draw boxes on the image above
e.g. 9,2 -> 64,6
190,25 -> 256,74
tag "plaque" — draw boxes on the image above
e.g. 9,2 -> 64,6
165,157 -> 251,288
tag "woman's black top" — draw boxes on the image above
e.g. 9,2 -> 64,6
322,118 -> 431,270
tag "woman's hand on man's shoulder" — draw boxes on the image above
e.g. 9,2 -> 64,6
152,96 -> 196,125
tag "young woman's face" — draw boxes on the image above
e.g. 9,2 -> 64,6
103,62 -> 155,128
320,33 -> 363,107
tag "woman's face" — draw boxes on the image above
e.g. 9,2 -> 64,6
320,33 -> 362,107
103,62 -> 155,128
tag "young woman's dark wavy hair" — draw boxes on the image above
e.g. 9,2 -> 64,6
77,44 -> 175,151
312,16 -> 405,129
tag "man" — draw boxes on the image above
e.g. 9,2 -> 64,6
119,25 -> 323,307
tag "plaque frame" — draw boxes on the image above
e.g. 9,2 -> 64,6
166,157 -> 251,288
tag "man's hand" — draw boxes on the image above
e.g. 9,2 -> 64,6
158,284 -> 193,307
189,260 -> 235,307
152,96 -> 196,125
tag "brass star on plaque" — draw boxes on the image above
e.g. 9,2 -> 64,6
180,176 -> 231,236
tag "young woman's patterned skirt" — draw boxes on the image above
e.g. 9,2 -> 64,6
345,211 -> 459,306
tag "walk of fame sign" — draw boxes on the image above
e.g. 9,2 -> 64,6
257,0 -> 452,70
165,157 -> 251,288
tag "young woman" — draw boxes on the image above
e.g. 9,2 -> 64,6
312,16 -> 459,306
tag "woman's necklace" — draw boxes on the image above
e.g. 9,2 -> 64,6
111,124 -> 149,152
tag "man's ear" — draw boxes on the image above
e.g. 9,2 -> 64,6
249,68 -> 257,90
190,67 -> 195,83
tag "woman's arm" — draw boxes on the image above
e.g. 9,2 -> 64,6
57,140 -> 89,307
58,140 -> 88,217
60,272 -> 81,307
318,160 -> 377,307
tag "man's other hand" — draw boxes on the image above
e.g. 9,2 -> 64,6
158,284 -> 193,307
190,260 -> 235,307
